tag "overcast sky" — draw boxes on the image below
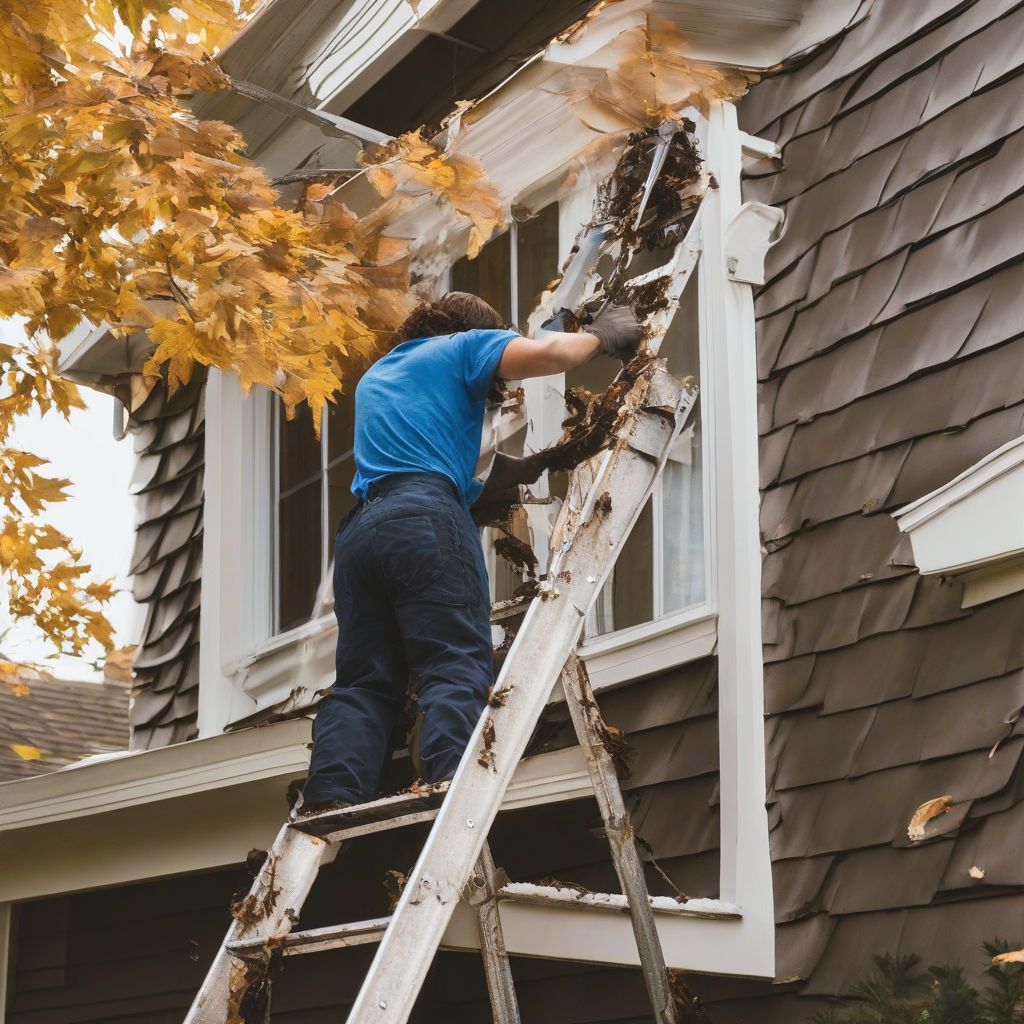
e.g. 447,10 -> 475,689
3,389 -> 142,679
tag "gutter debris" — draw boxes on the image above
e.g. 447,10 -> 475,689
477,717 -> 498,771
383,869 -> 409,912
667,970 -> 714,1022
499,883 -> 738,917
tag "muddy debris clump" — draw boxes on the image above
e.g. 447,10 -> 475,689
600,123 -> 704,254
478,717 -> 497,770
383,868 -> 409,912
494,531 -> 538,574
230,855 -> 280,933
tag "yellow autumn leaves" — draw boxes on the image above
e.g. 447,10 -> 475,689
0,342 -> 115,655
0,0 -> 510,659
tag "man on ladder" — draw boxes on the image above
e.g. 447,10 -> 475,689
299,289 -> 644,815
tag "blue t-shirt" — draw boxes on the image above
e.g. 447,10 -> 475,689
350,328 -> 518,506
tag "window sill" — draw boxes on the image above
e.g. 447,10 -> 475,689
577,608 -> 718,691
225,606 -> 718,728
232,615 -> 337,673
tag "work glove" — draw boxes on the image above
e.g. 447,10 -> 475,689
587,303 -> 644,360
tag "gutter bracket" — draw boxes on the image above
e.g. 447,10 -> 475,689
723,201 -> 785,286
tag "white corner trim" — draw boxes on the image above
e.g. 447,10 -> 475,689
701,101 -> 775,974
893,435 -> 1024,600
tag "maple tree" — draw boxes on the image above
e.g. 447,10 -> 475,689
0,0 -> 505,675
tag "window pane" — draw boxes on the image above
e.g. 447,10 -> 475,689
660,264 -> 705,613
278,402 -> 321,494
451,232 -> 512,324
327,457 -> 358,538
327,387 -> 356,462
516,203 -> 560,331
277,481 -> 323,631
595,498 -> 654,633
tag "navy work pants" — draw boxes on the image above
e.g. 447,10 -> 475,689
302,473 -> 493,806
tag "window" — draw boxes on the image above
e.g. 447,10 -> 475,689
452,202 -> 561,332
273,393 -> 356,633
455,201 -> 709,637
565,264 -> 707,637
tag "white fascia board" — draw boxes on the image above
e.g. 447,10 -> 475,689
304,0 -> 481,115
893,434 -> 1024,577
0,717 -> 588,835
219,0 -> 479,125
544,0 -> 860,73
0,718 -> 313,831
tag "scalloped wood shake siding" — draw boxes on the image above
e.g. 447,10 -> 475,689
723,0 -> 1024,1017
129,375 -> 205,748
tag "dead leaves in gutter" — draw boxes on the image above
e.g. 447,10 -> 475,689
552,16 -> 750,136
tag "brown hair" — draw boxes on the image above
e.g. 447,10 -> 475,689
395,291 -> 508,342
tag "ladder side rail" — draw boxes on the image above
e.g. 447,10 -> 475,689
467,843 -> 521,1024
559,655 -> 677,1024
185,825 -> 327,1023
345,364 -> 697,1023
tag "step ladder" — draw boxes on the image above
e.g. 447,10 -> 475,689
185,127 -> 705,1024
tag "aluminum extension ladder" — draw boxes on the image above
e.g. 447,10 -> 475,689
185,131 -> 704,1024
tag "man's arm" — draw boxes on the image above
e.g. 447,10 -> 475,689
496,303 -> 644,380
497,331 -> 600,379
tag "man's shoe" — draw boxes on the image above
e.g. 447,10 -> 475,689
288,793 -> 355,823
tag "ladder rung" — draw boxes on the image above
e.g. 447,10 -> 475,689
227,917 -> 391,959
289,783 -> 449,840
498,884 -> 741,921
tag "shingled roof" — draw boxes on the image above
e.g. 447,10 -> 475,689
0,673 -> 130,782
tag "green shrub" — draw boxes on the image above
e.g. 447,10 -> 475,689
811,941 -> 1024,1024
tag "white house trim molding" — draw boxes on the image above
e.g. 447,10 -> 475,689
0,722 -> 588,838
695,100 -> 776,978
894,434 -> 1024,607
442,894 -> 749,974
0,722 -> 589,904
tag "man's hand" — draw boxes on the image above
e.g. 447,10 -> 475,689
587,303 -> 644,360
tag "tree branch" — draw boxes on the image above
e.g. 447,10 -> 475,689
165,258 -> 197,322
221,76 -> 392,147
271,168 -> 360,187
